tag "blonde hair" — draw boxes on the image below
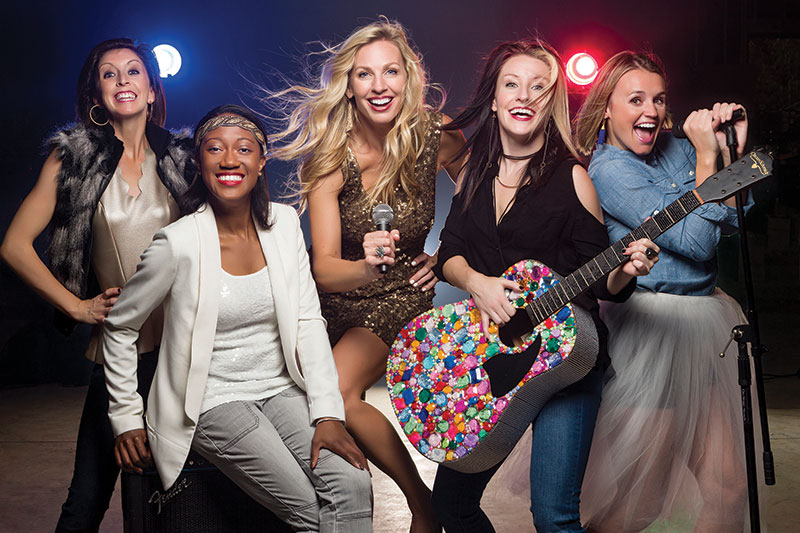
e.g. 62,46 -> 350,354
526,44 -> 580,161
265,18 -> 439,210
573,51 -> 669,155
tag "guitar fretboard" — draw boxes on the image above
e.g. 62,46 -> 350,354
526,190 -> 701,325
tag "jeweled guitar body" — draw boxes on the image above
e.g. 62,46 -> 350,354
387,259 -> 597,473
386,150 -> 773,473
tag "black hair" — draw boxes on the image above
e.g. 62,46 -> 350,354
182,104 -> 272,229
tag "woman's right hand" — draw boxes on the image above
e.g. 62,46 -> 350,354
362,229 -> 400,279
0,151 -> 103,321
71,287 -> 121,324
466,271 -> 521,336
114,428 -> 152,474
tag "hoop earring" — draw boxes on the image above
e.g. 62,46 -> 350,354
89,104 -> 109,127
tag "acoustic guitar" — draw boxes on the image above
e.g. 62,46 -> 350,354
386,150 -> 773,473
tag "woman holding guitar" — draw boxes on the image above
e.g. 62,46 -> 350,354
428,40 -> 659,532
574,51 -> 753,532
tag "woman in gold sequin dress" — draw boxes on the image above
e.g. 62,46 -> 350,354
268,20 -> 465,531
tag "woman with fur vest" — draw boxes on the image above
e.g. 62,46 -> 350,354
0,38 -> 194,531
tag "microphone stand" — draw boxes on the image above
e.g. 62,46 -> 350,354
723,126 -> 775,533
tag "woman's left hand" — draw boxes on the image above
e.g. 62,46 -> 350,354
621,238 -> 660,277
712,102 -> 748,165
409,252 -> 438,292
311,420 -> 370,472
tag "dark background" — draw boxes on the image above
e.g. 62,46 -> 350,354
1,0 -> 798,387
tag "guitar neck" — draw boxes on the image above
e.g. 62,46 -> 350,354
526,190 -> 701,325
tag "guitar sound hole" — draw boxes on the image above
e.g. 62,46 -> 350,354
482,333 -> 541,398
499,311 -> 534,347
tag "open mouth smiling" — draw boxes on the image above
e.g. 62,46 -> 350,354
634,121 -> 658,143
115,91 -> 136,102
368,97 -> 393,110
216,173 -> 244,186
509,107 -> 534,121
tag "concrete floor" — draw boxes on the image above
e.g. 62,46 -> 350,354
0,374 -> 797,532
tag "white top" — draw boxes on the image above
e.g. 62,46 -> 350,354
201,265 -> 293,413
103,203 -> 345,490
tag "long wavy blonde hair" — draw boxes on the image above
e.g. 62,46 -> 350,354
573,51 -> 670,155
266,19 -> 438,210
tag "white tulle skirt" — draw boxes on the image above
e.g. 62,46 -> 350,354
490,289 -> 767,531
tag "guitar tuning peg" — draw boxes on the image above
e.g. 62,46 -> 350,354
751,145 -> 776,160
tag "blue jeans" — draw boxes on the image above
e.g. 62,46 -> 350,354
55,352 -> 157,532
192,386 -> 373,533
431,366 -> 604,533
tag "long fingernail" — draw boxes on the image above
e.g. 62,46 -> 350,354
411,261 -> 417,266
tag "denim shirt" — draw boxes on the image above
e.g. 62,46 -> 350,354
588,134 -> 750,296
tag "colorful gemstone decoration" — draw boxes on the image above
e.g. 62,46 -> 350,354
386,259 -> 577,464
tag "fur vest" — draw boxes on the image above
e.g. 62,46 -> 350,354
47,122 -> 195,300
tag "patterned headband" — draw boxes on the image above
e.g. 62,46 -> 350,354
195,114 -> 267,153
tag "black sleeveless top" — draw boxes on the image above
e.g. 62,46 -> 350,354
434,157 -> 635,369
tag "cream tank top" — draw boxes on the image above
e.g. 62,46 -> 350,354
89,147 -> 179,362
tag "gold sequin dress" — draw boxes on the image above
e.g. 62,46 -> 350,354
319,111 -> 442,347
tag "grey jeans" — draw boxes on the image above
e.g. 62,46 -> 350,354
192,386 -> 372,532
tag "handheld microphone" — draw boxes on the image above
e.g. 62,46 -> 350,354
672,108 -> 745,139
371,204 -> 394,274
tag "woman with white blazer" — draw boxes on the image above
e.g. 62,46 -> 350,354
102,104 -> 373,532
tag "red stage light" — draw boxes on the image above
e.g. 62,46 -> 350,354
566,53 -> 598,86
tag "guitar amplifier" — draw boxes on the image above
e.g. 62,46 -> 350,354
122,450 -> 292,532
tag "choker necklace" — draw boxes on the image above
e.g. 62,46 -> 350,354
501,152 -> 538,161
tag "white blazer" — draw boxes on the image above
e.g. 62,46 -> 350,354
103,203 -> 345,489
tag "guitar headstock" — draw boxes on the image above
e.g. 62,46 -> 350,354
695,150 -> 773,204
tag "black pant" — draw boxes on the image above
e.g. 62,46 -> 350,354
55,351 -> 157,532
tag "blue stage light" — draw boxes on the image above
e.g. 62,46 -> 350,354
153,44 -> 182,78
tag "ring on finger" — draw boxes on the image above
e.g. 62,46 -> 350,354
375,246 -> 385,258
645,247 -> 658,260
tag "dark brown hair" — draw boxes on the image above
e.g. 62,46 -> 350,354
76,38 -> 166,128
444,39 -> 578,212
